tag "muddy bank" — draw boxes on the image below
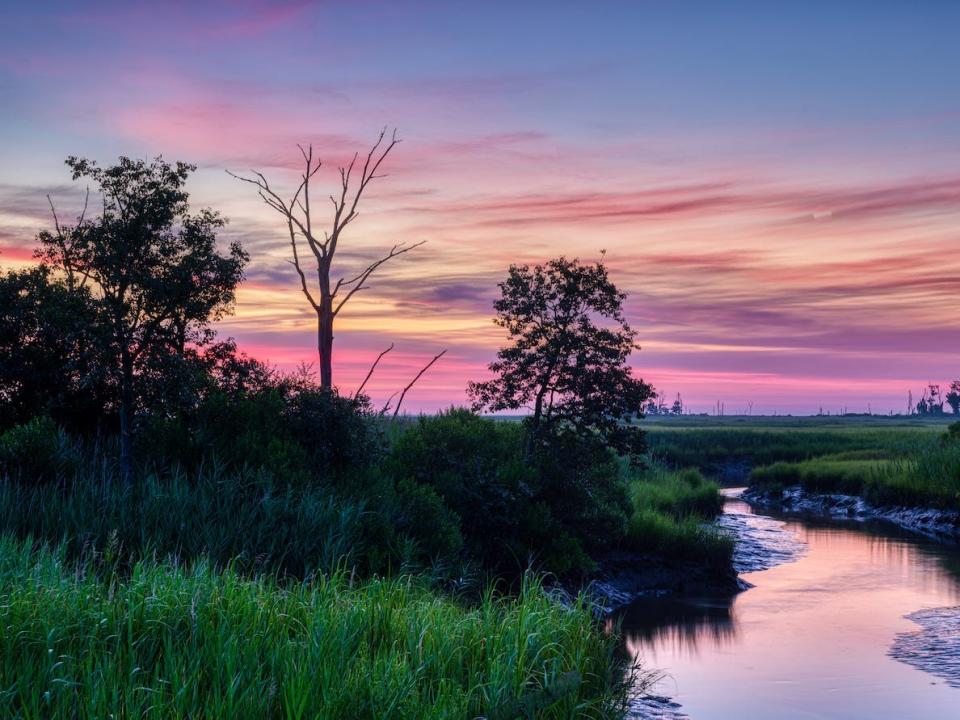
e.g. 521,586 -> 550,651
743,485 -> 960,543
551,552 -> 743,617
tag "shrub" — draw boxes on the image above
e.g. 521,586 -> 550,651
390,410 -> 627,576
0,416 -> 80,483
392,477 -> 464,560
140,385 -> 385,486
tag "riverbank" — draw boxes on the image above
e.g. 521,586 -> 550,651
743,484 -> 960,542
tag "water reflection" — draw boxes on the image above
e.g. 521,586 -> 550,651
618,497 -> 960,720
615,595 -> 737,660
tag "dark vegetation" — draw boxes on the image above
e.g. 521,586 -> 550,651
0,151 -> 729,717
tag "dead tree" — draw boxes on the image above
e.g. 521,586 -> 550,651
229,129 -> 423,389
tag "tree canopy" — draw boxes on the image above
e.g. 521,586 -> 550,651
37,156 -> 248,482
468,256 -> 653,461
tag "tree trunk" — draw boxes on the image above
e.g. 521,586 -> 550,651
318,311 -> 333,389
118,349 -> 135,485
317,268 -> 334,389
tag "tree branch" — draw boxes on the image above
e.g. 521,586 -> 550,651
354,342 -> 394,398
392,349 -> 447,420
332,240 -> 425,315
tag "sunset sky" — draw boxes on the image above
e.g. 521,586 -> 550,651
2,1 -> 959,414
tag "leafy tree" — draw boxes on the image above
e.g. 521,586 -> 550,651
468,256 -> 654,462
38,156 -> 248,483
946,381 -> 960,415
0,266 -> 111,431
671,393 -> 684,416
916,383 -> 945,416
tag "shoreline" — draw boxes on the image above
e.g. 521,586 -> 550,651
742,485 -> 960,543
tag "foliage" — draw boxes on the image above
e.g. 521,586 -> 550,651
946,382 -> 960,415
469,257 -> 653,462
0,538 -> 630,720
389,410 -> 629,576
37,155 -> 248,481
0,417 -> 81,484
140,373 -> 385,486
0,267 -> 111,432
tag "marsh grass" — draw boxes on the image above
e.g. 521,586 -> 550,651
0,460 -> 365,577
749,435 -> 960,511
626,466 -> 733,570
645,418 -> 936,474
0,536 -> 631,720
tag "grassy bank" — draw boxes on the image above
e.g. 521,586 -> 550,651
0,536 -> 629,720
750,441 -> 960,511
626,465 -> 733,571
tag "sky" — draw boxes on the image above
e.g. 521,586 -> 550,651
1,1 -> 959,415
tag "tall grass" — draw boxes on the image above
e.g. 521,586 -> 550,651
0,460 -> 365,577
646,422 -> 933,473
0,537 -> 629,720
625,466 -> 733,570
749,436 -> 960,511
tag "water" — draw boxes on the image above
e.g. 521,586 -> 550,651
621,491 -> 960,720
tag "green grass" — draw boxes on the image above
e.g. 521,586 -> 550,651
0,460 -> 366,578
644,415 -> 947,476
743,422 -> 960,511
625,466 -> 733,570
750,457 -> 891,496
0,536 -> 631,720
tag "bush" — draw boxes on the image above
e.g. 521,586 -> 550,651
392,477 -> 464,560
389,410 -> 627,576
140,385 -> 385,486
0,416 -> 80,483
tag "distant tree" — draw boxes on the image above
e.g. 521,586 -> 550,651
916,383 -> 945,416
468,256 -> 654,462
38,156 -> 247,483
229,129 -> 423,389
670,393 -> 684,416
946,381 -> 960,415
0,266 -> 111,431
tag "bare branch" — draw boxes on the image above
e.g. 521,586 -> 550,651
332,240 -> 426,315
380,391 -> 399,416
354,343 -> 394,398
392,349 -> 447,420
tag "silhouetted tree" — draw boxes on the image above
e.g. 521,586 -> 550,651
38,156 -> 247,483
229,129 -> 423,389
468,256 -> 654,462
946,381 -> 960,415
0,266 -> 111,431
671,393 -> 684,415
916,383 -> 945,416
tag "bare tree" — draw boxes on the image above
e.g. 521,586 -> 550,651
229,129 -> 424,388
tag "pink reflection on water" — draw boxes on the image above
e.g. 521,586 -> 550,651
619,501 -> 960,720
